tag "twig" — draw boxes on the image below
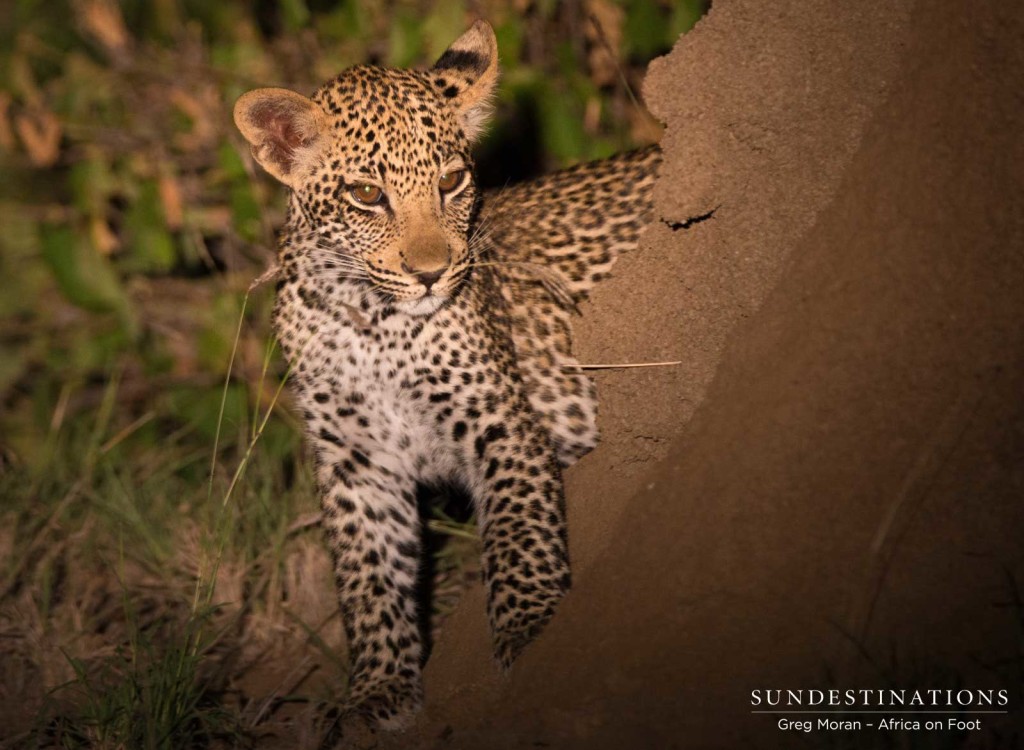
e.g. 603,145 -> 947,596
99,411 -> 157,454
564,360 -> 682,371
287,512 -> 322,536
247,656 -> 318,728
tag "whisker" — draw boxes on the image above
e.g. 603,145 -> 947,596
468,216 -> 500,249
466,260 -> 578,312
467,198 -> 509,253
314,252 -> 365,264
319,259 -> 369,273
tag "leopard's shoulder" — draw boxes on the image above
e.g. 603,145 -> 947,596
481,145 -> 662,305
474,147 -> 662,464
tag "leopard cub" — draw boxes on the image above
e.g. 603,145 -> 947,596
234,20 -> 659,728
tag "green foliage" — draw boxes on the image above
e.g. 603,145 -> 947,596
40,223 -> 134,324
1,349 -> 318,745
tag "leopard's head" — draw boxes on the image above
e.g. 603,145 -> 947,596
234,21 -> 499,316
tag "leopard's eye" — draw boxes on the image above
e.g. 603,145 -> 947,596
350,184 -> 384,206
438,169 -> 466,194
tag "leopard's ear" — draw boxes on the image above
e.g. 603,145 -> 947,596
233,88 -> 328,187
431,20 -> 499,142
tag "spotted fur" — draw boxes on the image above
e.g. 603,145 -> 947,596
234,21 -> 660,729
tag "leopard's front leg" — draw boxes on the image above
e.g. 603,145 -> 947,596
312,436 -> 424,729
462,410 -> 572,667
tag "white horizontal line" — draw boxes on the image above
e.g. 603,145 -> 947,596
752,710 -> 1009,714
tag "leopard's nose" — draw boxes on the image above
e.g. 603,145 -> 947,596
402,262 -> 446,291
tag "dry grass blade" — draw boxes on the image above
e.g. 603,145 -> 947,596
0,485 -> 79,599
563,360 -> 682,371
99,410 -> 156,454
287,512 -> 323,536
244,656 -> 318,729
249,263 -> 282,292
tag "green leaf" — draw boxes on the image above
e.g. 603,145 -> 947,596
669,0 -> 708,41
537,81 -> 587,164
0,202 -> 48,317
219,144 -> 261,243
494,19 -> 524,65
218,142 -> 247,182
61,52 -> 116,123
39,223 -> 135,329
165,384 -> 248,442
422,0 -> 467,61
199,292 -> 245,375
122,180 -> 177,273
280,0 -> 311,32
320,1 -> 369,42
623,0 -> 667,59
69,153 -> 114,217
387,10 -> 424,68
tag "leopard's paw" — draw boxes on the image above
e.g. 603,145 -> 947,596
490,594 -> 565,670
345,674 -> 423,731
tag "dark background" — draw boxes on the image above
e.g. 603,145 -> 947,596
386,1 -> 1024,748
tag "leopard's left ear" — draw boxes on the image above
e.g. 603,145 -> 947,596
233,88 -> 327,187
430,20 -> 499,142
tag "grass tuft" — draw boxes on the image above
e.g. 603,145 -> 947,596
42,605 -> 240,750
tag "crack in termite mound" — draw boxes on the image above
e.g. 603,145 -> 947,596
662,206 -> 718,231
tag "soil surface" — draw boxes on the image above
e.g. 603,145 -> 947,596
358,0 -> 1024,747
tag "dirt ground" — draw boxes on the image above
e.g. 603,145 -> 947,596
357,0 -> 1024,747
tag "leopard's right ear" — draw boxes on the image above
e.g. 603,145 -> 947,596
431,20 -> 500,142
233,88 -> 327,187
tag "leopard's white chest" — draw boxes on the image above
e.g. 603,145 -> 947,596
279,288 -> 459,483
